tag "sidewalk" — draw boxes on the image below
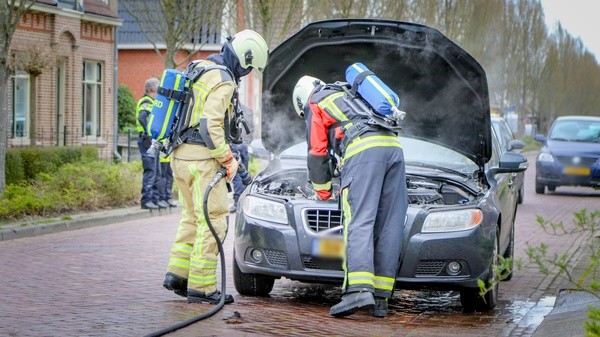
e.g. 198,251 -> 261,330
1,202 -> 598,336
0,206 -> 156,241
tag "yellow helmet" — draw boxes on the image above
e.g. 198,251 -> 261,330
292,75 -> 323,118
230,29 -> 269,72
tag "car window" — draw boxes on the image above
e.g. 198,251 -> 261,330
488,127 -> 500,167
549,119 -> 600,142
491,118 -> 514,152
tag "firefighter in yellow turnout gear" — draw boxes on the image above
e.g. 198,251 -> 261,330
162,29 -> 269,304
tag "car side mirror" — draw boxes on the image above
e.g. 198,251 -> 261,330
508,139 -> 525,151
489,152 -> 528,175
534,134 -> 546,143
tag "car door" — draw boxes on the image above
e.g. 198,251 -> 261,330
490,128 -> 518,248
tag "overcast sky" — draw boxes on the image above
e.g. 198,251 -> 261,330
541,0 -> 600,61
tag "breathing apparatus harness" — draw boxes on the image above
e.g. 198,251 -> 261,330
148,61 -> 251,157
317,81 -> 405,160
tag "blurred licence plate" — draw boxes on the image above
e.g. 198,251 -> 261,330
563,166 -> 590,176
312,238 -> 344,258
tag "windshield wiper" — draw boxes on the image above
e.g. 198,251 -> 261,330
406,161 -> 472,178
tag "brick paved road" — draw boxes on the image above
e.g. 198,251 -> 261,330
1,152 -> 598,337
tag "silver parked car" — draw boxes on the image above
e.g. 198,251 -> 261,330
233,19 -> 528,312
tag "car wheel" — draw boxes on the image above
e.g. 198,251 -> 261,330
232,250 -> 275,296
547,185 -> 556,192
460,229 -> 499,312
502,216 -> 515,281
535,180 -> 545,194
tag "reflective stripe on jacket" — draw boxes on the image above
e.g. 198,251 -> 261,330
135,95 -> 155,134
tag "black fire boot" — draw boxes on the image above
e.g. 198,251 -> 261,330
187,289 -> 234,304
330,291 -> 375,317
163,272 -> 188,297
369,296 -> 388,317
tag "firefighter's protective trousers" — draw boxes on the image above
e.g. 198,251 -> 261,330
165,58 -> 235,294
341,136 -> 408,299
166,144 -> 228,294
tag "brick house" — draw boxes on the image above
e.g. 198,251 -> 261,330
7,0 -> 121,159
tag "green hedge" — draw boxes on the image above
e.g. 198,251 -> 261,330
6,146 -> 98,185
0,160 -> 141,221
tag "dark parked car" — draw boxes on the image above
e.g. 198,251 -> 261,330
233,19 -> 528,312
534,115 -> 600,194
491,116 -> 525,203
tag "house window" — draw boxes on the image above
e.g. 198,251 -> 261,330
82,61 -> 102,137
11,71 -> 30,138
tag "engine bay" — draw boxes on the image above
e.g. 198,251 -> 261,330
253,170 -> 475,205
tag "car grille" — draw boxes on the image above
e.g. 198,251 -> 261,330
415,260 -> 446,276
555,156 -> 598,167
304,209 -> 343,234
302,256 -> 343,271
264,249 -> 288,267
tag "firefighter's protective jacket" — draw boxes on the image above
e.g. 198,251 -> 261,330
306,86 -> 395,200
174,59 -> 235,162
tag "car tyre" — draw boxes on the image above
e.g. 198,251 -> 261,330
233,250 -> 275,296
535,180 -> 545,194
460,229 -> 499,312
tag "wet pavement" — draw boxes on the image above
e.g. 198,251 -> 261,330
1,151 -> 599,336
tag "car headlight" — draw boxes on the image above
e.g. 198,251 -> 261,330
243,195 -> 288,225
537,152 -> 554,163
422,209 -> 483,233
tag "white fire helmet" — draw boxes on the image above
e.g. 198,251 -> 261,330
230,29 -> 269,72
292,75 -> 323,118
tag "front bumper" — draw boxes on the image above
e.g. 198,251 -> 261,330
234,205 -> 495,290
536,161 -> 600,187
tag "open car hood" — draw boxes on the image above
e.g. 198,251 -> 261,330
261,19 -> 491,168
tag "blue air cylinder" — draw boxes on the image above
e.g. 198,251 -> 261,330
148,69 -> 186,140
345,62 -> 401,116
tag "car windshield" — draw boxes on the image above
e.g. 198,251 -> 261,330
549,119 -> 600,142
280,137 -> 479,175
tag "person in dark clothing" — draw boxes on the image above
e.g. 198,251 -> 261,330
157,151 -> 177,208
136,77 -> 169,210
292,74 -> 408,318
229,105 -> 253,213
